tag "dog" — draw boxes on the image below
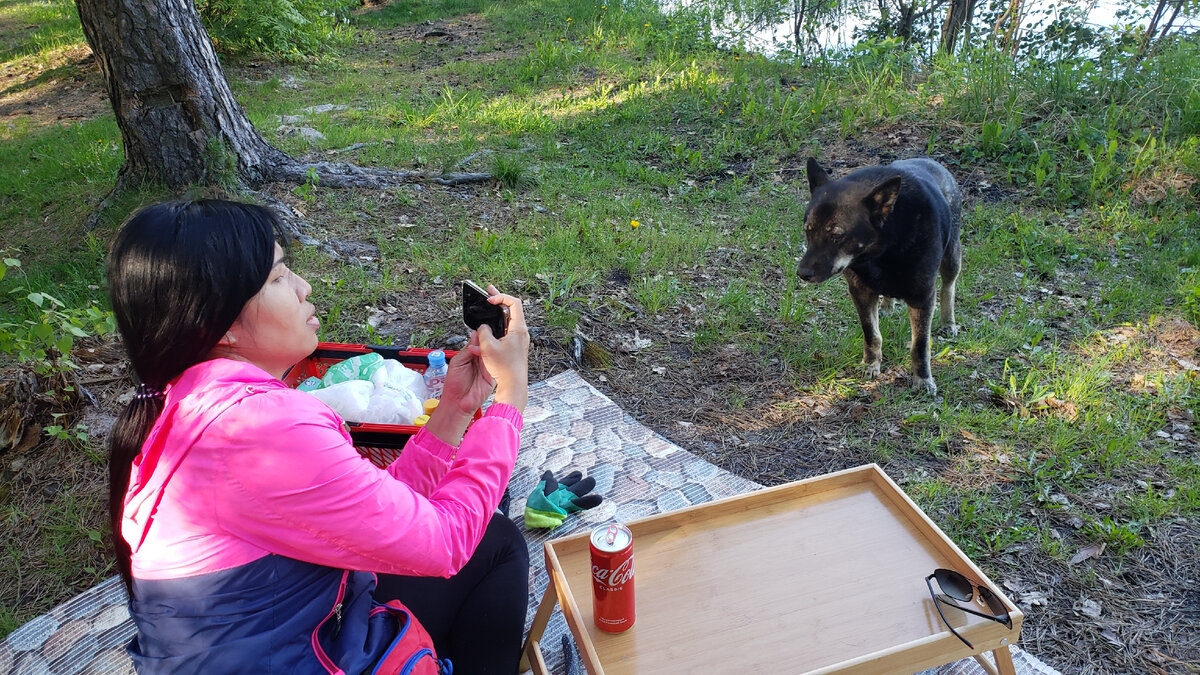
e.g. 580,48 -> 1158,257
797,157 -> 962,396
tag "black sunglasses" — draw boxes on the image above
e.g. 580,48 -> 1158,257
925,568 -> 1013,649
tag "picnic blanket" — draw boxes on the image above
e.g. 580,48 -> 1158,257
0,370 -> 1061,675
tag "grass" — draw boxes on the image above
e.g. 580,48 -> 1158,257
1,0 -> 1199,664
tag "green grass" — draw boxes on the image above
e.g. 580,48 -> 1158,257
1,0 -> 1199,653
0,0 -> 84,62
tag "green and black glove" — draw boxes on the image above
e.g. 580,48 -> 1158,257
524,470 -> 603,529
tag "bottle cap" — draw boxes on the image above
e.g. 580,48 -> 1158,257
413,415 -> 430,426
424,398 -> 440,416
427,350 -> 446,368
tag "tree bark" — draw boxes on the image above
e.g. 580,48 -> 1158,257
940,0 -> 975,54
75,0 -> 493,236
75,0 -> 293,190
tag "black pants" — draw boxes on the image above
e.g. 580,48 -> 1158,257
375,514 -> 530,675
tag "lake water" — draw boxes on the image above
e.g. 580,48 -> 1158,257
662,0 -> 1190,58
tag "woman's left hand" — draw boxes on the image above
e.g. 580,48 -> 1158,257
422,332 -> 493,446
441,331 -> 495,415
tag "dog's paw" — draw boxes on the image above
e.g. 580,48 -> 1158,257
911,375 -> 937,396
863,361 -> 882,379
942,323 -> 960,337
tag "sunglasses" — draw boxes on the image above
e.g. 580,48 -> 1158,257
925,568 -> 1013,649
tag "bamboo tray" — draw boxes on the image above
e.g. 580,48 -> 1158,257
522,464 -> 1023,675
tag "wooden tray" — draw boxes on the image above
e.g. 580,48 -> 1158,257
524,464 -> 1023,675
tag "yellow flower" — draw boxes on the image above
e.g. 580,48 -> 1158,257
567,17 -> 572,21
644,22 -> 650,27
631,219 -> 640,228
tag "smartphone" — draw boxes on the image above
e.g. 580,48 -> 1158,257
462,280 -> 508,338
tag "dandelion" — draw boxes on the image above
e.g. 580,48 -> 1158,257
810,109 -> 816,114
567,17 -> 572,21
644,22 -> 650,27
631,219 -> 640,229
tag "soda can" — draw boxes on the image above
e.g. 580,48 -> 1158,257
589,523 -> 635,633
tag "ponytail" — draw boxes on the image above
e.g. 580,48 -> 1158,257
107,391 -> 164,590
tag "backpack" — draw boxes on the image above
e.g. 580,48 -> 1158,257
370,599 -> 452,675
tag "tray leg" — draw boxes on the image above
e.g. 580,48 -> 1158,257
520,583 -> 559,674
971,643 -> 1016,675
992,644 -> 1017,675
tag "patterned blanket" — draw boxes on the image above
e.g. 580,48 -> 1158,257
0,370 -> 1060,675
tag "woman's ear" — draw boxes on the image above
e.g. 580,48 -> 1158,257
217,330 -> 237,346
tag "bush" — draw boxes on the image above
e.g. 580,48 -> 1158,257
197,0 -> 358,58
0,254 -> 115,377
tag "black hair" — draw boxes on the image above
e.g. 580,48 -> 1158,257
106,199 -> 284,591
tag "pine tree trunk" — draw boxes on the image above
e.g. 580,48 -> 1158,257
75,0 -> 294,189
940,0 -> 974,55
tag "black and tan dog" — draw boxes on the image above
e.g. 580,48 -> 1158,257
797,157 -> 962,396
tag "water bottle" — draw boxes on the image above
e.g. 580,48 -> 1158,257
423,350 -> 448,400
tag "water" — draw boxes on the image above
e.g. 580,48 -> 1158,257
663,0 -> 1195,59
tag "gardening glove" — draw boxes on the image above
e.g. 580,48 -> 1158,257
524,470 -> 604,529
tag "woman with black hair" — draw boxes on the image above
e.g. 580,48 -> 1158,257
105,199 -> 530,674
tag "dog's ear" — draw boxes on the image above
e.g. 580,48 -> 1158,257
864,176 -> 903,227
806,158 -> 831,192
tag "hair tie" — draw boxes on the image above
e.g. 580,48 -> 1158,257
134,384 -> 165,401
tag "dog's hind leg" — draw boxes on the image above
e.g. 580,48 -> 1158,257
847,274 -> 883,378
938,238 -> 961,336
908,303 -> 937,396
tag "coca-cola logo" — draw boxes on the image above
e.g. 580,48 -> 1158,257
592,556 -> 634,587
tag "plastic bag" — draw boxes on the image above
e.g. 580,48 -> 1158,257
322,353 -> 384,388
309,380 -> 374,422
371,359 -> 428,401
296,376 -> 324,392
363,386 -> 425,425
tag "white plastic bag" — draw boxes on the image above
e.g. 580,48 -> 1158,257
364,386 -> 425,426
309,380 -> 374,422
371,359 -> 429,401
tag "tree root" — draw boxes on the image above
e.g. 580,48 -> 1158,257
84,159 -> 495,263
271,160 -> 493,188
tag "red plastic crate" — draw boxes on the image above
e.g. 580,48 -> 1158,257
282,342 -> 480,468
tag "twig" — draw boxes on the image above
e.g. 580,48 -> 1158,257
454,150 -> 494,169
326,141 -> 382,155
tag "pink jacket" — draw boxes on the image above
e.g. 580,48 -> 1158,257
124,358 -> 522,581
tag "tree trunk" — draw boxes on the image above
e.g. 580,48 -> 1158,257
75,0 -> 293,189
940,0 -> 974,55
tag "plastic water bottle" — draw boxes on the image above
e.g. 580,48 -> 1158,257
423,350 -> 448,400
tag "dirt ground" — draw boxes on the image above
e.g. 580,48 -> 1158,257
3,15 -> 1200,675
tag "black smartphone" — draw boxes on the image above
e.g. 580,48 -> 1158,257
462,280 -> 508,338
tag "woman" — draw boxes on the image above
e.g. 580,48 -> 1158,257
105,199 -> 530,674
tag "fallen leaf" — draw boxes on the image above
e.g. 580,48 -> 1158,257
1099,628 -> 1124,648
1076,598 -> 1102,619
1020,590 -> 1049,607
1069,543 -> 1105,565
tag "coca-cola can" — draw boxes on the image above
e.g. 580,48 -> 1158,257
590,523 -> 635,633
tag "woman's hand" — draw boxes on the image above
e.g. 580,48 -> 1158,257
423,286 -> 529,446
